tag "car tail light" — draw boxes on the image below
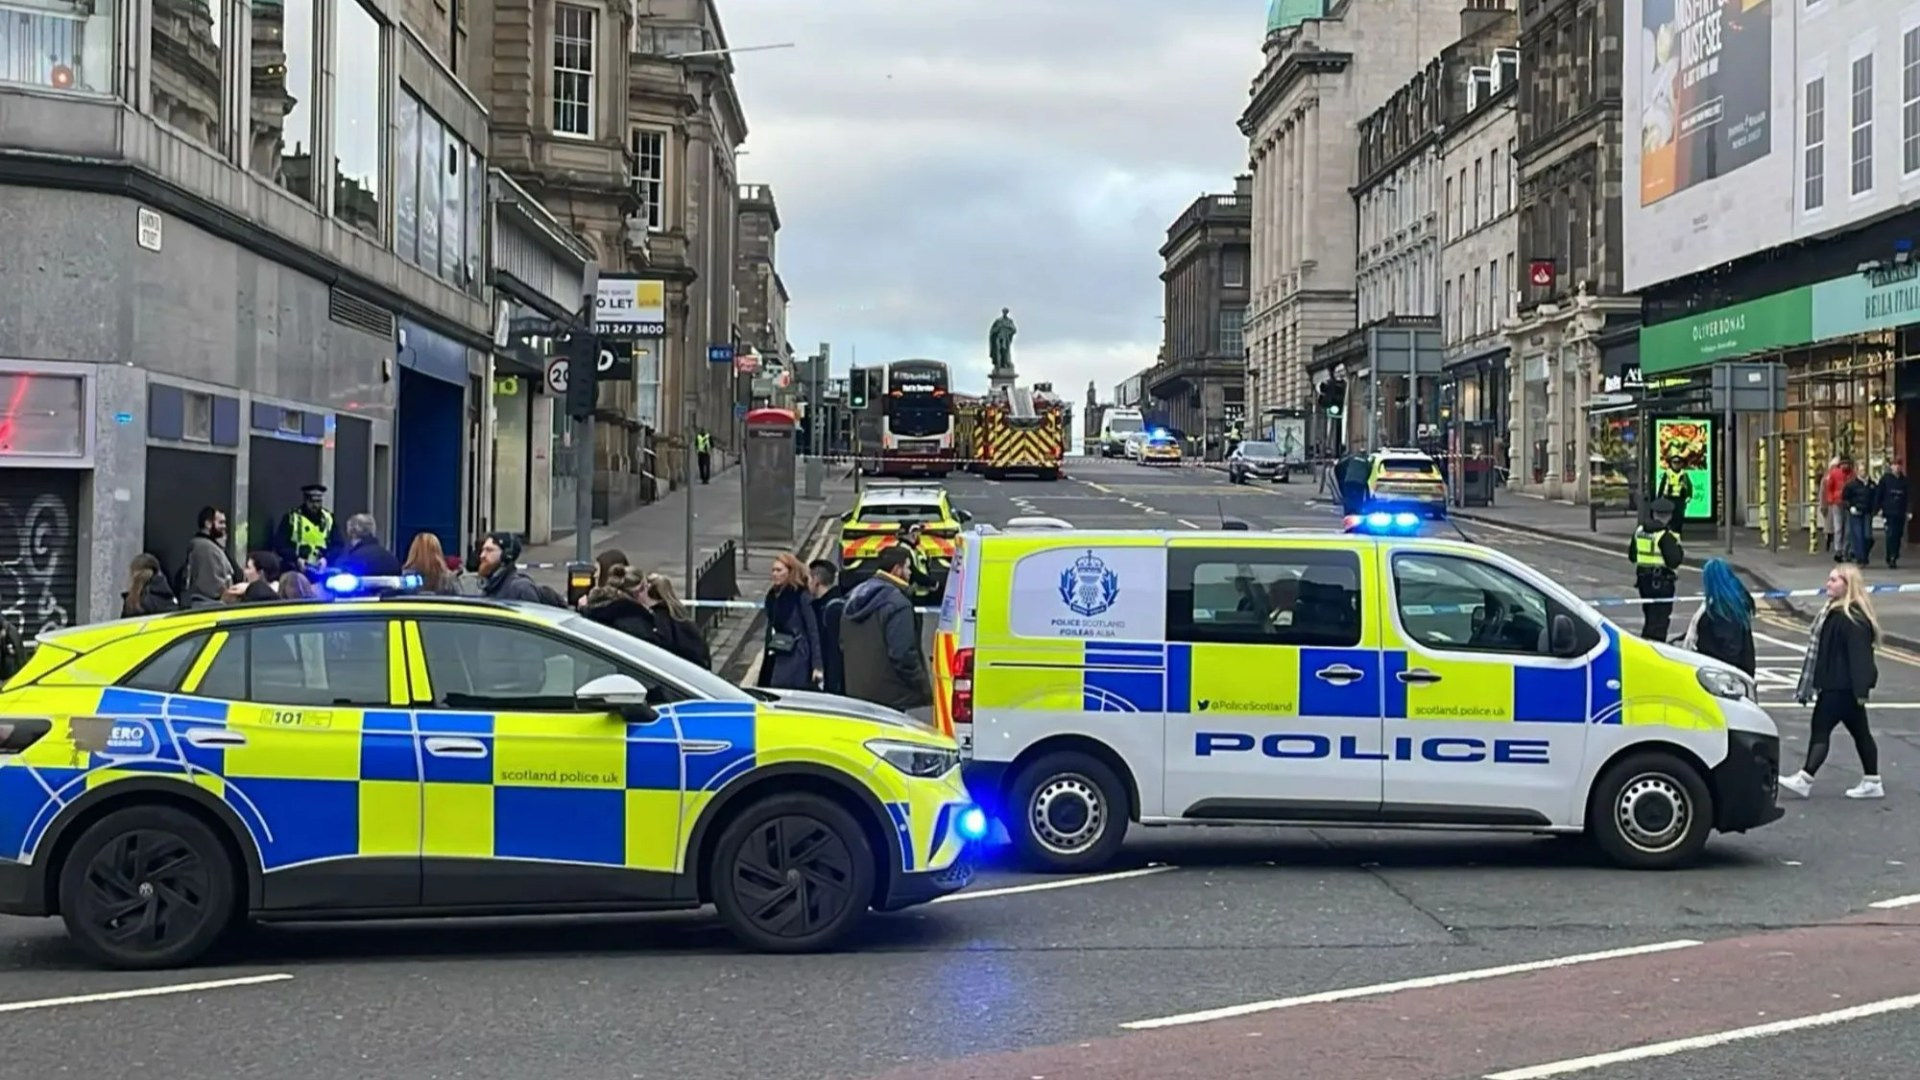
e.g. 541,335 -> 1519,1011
951,647 -> 974,727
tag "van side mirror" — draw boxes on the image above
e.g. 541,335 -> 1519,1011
839,510 -> 853,522
1549,613 -> 1579,656
956,508 -> 973,522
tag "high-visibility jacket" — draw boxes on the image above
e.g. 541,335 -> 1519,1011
1660,470 -> 1688,499
903,544 -> 933,597
287,508 -> 335,563
695,432 -> 712,454
1632,527 -> 1678,572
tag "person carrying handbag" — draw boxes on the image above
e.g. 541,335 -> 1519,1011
757,552 -> 822,691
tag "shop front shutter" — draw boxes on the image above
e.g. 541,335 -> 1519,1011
0,469 -> 82,638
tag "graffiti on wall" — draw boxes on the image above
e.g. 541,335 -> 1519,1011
0,492 -> 73,637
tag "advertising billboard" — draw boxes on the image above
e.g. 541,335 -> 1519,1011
1623,0 -> 1795,293
1653,417 -> 1714,521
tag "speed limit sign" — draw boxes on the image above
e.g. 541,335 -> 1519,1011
546,356 -> 568,394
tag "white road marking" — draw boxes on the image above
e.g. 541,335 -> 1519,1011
1868,893 -> 1920,909
1483,992 -> 1920,1079
931,866 -> 1175,904
1753,630 -> 1809,653
0,973 -> 295,1014
1177,519 -> 1202,529
1119,940 -> 1703,1030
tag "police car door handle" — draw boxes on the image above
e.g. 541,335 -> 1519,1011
1396,669 -> 1443,685
183,729 -> 246,748
1314,664 -> 1365,685
424,737 -> 489,758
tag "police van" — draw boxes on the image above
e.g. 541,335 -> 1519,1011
930,528 -> 1783,873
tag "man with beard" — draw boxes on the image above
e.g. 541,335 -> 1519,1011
180,505 -> 240,607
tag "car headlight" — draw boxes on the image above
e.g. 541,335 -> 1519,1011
1697,666 -> 1753,701
866,738 -> 961,778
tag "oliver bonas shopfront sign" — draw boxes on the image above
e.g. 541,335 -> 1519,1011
1640,264 -> 1920,375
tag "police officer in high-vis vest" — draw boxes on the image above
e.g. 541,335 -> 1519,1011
1656,457 -> 1692,535
895,521 -> 935,636
695,428 -> 713,484
1628,498 -> 1685,641
273,483 -> 345,578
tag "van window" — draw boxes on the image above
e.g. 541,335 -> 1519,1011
1390,553 -> 1554,656
1167,548 -> 1362,647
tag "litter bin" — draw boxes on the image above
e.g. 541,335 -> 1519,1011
743,408 -> 798,550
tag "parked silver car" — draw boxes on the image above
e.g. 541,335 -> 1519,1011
1226,440 -> 1289,483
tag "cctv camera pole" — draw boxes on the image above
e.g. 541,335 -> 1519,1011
565,296 -> 600,605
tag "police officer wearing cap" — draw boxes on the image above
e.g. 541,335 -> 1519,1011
274,484 -> 345,578
895,521 -> 935,635
1628,498 -> 1685,641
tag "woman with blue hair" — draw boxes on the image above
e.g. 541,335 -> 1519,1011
1683,558 -> 1756,674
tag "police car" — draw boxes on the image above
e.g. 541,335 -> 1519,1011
930,528 -> 1781,874
0,575 -> 981,969
838,485 -> 971,594
1365,448 -> 1449,515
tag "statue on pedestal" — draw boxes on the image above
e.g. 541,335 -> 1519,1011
988,308 -> 1018,375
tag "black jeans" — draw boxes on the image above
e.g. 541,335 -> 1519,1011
1804,690 -> 1879,776
1637,573 -> 1676,641
1888,515 -> 1907,565
697,451 -> 712,483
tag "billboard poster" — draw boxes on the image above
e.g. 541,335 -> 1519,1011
1653,417 -> 1714,521
1622,0 -> 1791,293
1637,0 -> 1772,206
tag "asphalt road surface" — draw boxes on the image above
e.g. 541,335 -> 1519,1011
5,455 -> 1920,1079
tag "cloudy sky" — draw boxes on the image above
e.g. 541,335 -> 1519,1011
723,0 -> 1267,404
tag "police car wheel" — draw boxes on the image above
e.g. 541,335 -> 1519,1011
1008,753 -> 1130,873
57,805 -> 238,970
1588,752 -> 1714,869
711,793 -> 876,953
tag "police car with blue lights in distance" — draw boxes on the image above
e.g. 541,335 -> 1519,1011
0,573 -> 982,969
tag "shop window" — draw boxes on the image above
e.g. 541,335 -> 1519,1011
394,89 -> 482,289
0,373 -> 85,458
1,0 -> 115,94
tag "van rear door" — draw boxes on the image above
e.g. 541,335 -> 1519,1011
932,531 -> 980,747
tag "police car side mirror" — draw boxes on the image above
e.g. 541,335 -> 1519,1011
956,509 -> 973,522
839,510 -> 853,522
576,673 -> 658,724
1549,614 -> 1579,657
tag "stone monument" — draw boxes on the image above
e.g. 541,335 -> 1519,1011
988,308 -> 1018,392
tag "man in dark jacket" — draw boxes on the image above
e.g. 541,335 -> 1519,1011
337,514 -> 403,578
809,559 -> 848,695
180,506 -> 239,608
1878,460 -> 1910,569
840,546 -> 933,714
476,531 -> 545,603
1843,467 -> 1876,564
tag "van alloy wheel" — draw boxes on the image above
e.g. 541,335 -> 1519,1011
1615,773 -> 1691,854
1030,773 -> 1106,855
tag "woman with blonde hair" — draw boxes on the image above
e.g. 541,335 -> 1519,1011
403,533 -> 460,595
1781,563 -> 1884,799
642,572 -> 710,669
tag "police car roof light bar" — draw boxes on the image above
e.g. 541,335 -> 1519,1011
322,572 -> 425,597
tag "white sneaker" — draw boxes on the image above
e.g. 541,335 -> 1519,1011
1846,777 -> 1885,799
1779,771 -> 1813,798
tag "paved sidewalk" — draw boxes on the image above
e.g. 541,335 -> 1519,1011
1454,492 -> 1920,648
518,461 -> 857,671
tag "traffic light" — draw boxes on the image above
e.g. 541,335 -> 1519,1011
565,330 -> 599,419
1316,379 -> 1346,413
850,369 -> 867,409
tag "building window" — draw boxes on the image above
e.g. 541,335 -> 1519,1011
1473,157 -> 1484,229
634,346 -> 660,428
0,372 -> 85,457
2,0 -> 115,93
1806,75 -> 1827,210
1851,53 -> 1874,196
1504,253 -> 1515,318
150,0 -> 222,147
1445,278 -> 1456,343
1471,267 -> 1483,337
1445,175 -> 1455,239
1507,137 -> 1517,208
332,0 -> 384,239
1490,148 -> 1503,215
630,127 -> 666,230
1905,28 -> 1920,174
249,0 -> 316,202
1223,249 -> 1246,288
1489,258 -> 1502,330
394,89 -> 483,289
1220,308 -> 1245,355
552,4 -> 596,138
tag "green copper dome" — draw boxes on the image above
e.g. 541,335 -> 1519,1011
1267,0 -> 1325,32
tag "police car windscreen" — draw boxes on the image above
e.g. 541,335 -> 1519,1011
1391,556 -> 1548,652
862,503 -> 944,523
1381,456 -> 1439,476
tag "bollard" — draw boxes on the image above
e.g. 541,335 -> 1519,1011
565,561 -> 596,607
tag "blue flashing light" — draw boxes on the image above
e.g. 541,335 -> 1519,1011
400,572 -> 424,590
322,572 -> 360,594
1150,428 -> 1168,439
956,805 -> 990,841
1365,511 -> 1392,528
1393,512 -> 1420,528
1346,510 -> 1425,535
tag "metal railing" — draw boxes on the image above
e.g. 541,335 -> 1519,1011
693,540 -> 739,641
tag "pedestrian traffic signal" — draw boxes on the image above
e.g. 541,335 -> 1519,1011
564,331 -> 599,419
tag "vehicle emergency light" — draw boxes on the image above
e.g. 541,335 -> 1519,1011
955,806 -> 990,841
322,572 -> 425,597
948,647 -> 974,730
1343,511 -> 1422,534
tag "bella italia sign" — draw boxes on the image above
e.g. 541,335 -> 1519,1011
1640,263 -> 1920,375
